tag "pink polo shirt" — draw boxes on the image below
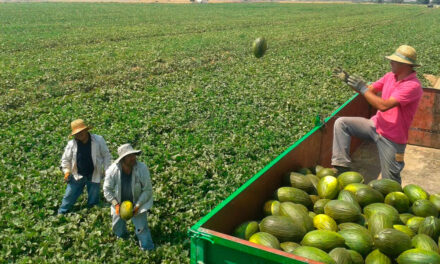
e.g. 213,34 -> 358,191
370,71 -> 422,144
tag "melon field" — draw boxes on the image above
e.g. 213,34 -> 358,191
1,2 -> 439,263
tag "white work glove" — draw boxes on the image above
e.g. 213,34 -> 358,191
347,75 -> 368,95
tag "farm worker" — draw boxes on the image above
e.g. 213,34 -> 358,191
332,45 -> 423,183
58,119 -> 112,214
103,143 -> 154,251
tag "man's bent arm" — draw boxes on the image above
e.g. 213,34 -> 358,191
363,90 -> 399,112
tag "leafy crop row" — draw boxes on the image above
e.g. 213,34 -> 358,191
0,3 -> 439,263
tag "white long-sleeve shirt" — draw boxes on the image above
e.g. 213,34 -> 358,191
103,161 -> 153,216
60,134 -> 112,183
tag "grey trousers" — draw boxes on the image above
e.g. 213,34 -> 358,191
331,117 -> 406,183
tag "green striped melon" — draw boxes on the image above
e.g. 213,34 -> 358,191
293,246 -> 336,264
252,37 -> 267,58
396,248 -> 440,264
313,214 -> 338,232
249,232 -> 280,249
355,187 -> 384,207
348,250 -> 364,264
284,172 -> 314,193
339,228 -> 373,257
316,168 -> 336,178
337,171 -> 364,189
374,228 -> 412,257
259,215 -> 306,242
329,248 -> 352,264
430,194 -> 440,211
385,192 -> 410,213
412,234 -> 439,253
412,199 -> 439,217
233,221 -> 259,240
344,183 -> 370,194
365,249 -> 392,264
314,199 -> 331,214
393,224 -> 415,238
364,203 -> 400,224
324,200 -> 361,223
406,216 -> 425,233
301,230 -> 345,252
418,216 -> 440,241
403,184 -> 428,204
368,212 -> 393,236
338,190 -> 362,212
263,200 -> 281,216
338,222 -> 369,233
280,241 -> 300,253
399,213 -> 415,224
276,187 -> 313,209
280,202 -> 314,232
368,179 -> 402,196
317,176 -> 339,199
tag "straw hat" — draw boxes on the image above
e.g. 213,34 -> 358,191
385,45 -> 420,67
115,144 -> 142,164
70,119 -> 92,136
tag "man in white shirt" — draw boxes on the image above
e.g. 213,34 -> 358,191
103,143 -> 154,251
58,119 -> 112,214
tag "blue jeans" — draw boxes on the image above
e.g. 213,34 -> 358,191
112,212 -> 154,251
332,117 -> 406,183
58,176 -> 100,214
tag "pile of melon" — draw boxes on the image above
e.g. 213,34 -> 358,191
232,166 -> 440,264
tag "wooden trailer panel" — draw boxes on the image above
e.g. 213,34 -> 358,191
408,88 -> 440,149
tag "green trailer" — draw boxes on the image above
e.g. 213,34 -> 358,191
189,88 -> 440,264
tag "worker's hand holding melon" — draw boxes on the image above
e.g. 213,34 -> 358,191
133,205 -> 140,216
115,203 -> 120,215
64,172 -> 70,182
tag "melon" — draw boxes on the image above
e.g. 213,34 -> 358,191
233,221 -> 259,240
120,200 -> 134,221
249,232 -> 280,249
252,37 -> 267,58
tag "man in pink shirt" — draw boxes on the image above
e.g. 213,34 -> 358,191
332,45 -> 423,183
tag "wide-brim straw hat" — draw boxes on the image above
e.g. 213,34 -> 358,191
385,45 -> 420,67
115,143 -> 142,164
70,119 -> 92,136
